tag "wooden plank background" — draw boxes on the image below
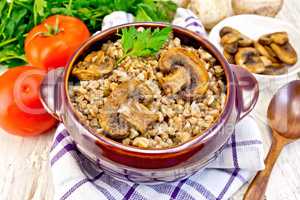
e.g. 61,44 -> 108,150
0,1 -> 300,199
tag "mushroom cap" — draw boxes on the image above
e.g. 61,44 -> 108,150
270,42 -> 298,65
232,0 -> 283,17
158,47 -> 209,98
235,47 -> 265,73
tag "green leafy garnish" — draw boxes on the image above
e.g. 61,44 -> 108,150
120,26 -> 172,61
0,0 -> 177,67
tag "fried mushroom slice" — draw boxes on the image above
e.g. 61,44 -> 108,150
158,66 -> 191,95
158,48 -> 209,98
262,66 -> 288,75
220,27 -> 253,47
72,51 -> 114,80
238,36 -> 254,47
131,82 -> 155,104
223,50 -> 235,64
269,32 -> 289,45
260,56 -> 273,67
219,26 -> 240,37
223,43 -> 238,54
220,33 -> 240,45
258,35 -> 272,45
254,42 -> 278,63
119,100 -> 158,134
258,32 -> 289,45
265,46 -> 278,58
235,48 -> 265,73
270,43 -> 298,65
98,80 -> 139,139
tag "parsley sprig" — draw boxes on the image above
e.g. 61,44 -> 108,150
119,26 -> 172,62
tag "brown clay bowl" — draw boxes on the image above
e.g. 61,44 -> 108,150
40,22 -> 259,183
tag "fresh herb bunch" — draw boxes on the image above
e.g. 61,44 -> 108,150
0,0 -> 177,67
120,26 -> 171,61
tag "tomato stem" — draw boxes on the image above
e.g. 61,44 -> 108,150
43,16 -> 64,36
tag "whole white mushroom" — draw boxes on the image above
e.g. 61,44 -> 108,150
184,0 -> 284,30
232,0 -> 284,17
188,0 -> 233,30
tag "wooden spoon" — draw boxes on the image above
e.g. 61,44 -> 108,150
244,80 -> 300,200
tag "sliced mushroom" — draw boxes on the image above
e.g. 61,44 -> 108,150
220,27 -> 253,47
119,100 -> 158,134
238,36 -> 254,47
223,50 -> 235,64
258,32 -> 289,46
158,48 -> 209,98
224,43 -> 239,54
72,51 -> 114,80
159,67 -> 191,95
270,43 -> 298,65
235,47 -> 265,73
131,82 -> 155,104
262,66 -> 288,75
269,32 -> 289,45
220,26 -> 240,37
270,63 -> 284,68
99,79 -> 159,138
260,56 -> 273,67
220,33 -> 240,45
98,80 -> 139,139
258,35 -> 272,45
254,42 -> 278,63
265,46 -> 278,58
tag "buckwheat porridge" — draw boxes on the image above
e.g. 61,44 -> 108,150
69,27 -> 227,149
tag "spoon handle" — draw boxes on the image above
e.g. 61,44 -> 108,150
243,132 -> 288,200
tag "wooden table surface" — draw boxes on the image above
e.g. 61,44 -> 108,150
1,1 -> 300,200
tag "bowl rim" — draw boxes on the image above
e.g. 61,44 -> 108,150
63,22 -> 236,155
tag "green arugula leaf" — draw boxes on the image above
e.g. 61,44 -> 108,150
120,26 -> 171,61
136,5 -> 153,22
0,0 -> 6,17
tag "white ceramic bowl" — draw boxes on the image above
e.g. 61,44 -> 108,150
209,14 -> 300,82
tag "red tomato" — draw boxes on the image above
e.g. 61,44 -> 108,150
25,15 -> 90,71
0,66 -> 57,136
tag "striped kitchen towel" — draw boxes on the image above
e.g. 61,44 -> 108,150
50,116 -> 264,200
50,9 -> 264,200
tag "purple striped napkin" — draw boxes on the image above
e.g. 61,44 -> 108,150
50,9 -> 264,200
50,116 -> 264,200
